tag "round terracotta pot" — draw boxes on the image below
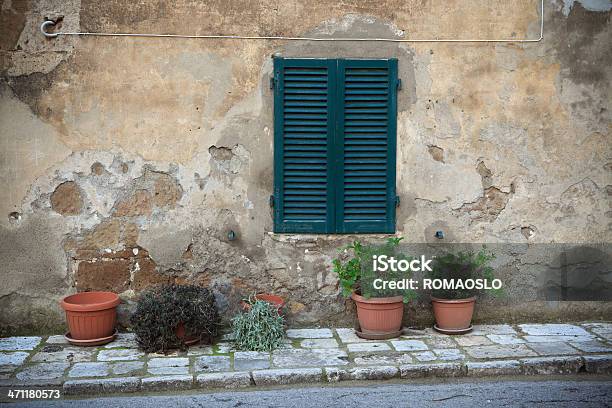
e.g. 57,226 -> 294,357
175,322 -> 200,346
431,296 -> 476,330
241,294 -> 285,312
351,292 -> 404,334
61,292 -> 120,340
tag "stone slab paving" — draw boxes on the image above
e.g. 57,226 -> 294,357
471,324 -> 517,335
272,348 -> 348,367
15,363 -> 69,381
391,339 -> 429,351
300,338 -> 339,349
464,344 -> 537,359
487,334 -> 526,344
30,347 -> 94,363
0,352 -> 29,366
103,333 -> 137,349
454,335 -> 492,347
147,357 -> 190,375
110,361 -> 144,376
68,362 -> 110,378
519,324 -> 591,336
233,351 -> 270,371
346,342 -> 391,352
96,349 -> 143,362
286,329 -> 333,339
581,323 -> 612,341
413,351 -> 437,362
0,337 -> 41,351
432,348 -> 465,361
0,322 -> 611,396
424,336 -> 457,348
194,356 -> 231,372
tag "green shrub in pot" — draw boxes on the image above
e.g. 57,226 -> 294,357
427,247 -> 500,299
332,237 -> 416,338
427,246 -> 501,332
332,237 -> 417,302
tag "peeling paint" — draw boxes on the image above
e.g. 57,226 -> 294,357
0,0 -> 610,333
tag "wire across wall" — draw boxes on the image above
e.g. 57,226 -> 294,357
40,0 -> 544,44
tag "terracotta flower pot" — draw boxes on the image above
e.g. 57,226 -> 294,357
241,294 -> 285,312
61,292 -> 120,340
175,322 -> 200,346
351,292 -> 404,335
431,296 -> 476,331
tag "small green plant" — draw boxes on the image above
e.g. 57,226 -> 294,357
428,247 -> 500,300
332,237 -> 416,302
232,298 -> 285,351
131,284 -> 220,353
332,240 -> 367,297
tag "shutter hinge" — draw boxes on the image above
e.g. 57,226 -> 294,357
270,77 -> 275,90
396,79 -> 402,91
269,195 -> 275,207
395,195 -> 400,207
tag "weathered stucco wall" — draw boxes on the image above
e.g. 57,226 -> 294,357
1,0 -> 610,334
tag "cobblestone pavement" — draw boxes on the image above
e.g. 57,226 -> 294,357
0,323 -> 611,397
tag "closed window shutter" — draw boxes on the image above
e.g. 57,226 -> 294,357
273,58 -> 336,233
335,59 -> 397,233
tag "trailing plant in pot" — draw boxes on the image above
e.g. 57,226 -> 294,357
232,297 -> 285,351
131,284 -> 220,353
332,237 -> 416,339
427,247 -> 500,334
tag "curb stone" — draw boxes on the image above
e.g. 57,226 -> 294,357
325,366 -> 398,382
63,377 -> 140,395
251,368 -> 322,386
0,378 -> 62,387
465,360 -> 521,376
31,358 -> 612,396
399,363 -> 465,378
520,356 -> 583,375
141,375 -> 193,391
583,354 -> 612,374
196,372 -> 252,389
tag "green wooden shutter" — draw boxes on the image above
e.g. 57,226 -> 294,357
273,58 -> 336,233
335,59 -> 397,233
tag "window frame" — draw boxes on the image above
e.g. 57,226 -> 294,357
273,57 -> 398,234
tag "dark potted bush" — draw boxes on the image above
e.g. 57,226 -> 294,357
332,238 -> 416,339
428,247 -> 500,334
232,298 -> 285,351
131,284 -> 220,353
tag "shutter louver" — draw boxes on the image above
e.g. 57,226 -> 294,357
273,58 -> 336,233
336,59 -> 397,233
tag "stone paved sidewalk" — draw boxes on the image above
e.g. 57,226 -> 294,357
1,322 -> 611,396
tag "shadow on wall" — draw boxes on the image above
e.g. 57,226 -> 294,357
541,245 -> 612,301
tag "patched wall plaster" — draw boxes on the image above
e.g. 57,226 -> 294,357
0,0 -> 610,334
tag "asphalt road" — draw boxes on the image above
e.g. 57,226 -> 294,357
8,377 -> 612,408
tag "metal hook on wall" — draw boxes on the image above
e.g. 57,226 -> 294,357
40,20 -> 58,38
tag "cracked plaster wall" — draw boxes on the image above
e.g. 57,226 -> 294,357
0,0 -> 610,334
